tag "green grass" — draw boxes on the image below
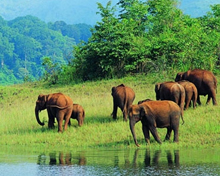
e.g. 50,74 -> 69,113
0,74 -> 220,151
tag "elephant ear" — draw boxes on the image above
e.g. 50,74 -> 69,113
155,83 -> 161,92
111,87 -> 116,95
139,106 -> 146,119
183,70 -> 190,79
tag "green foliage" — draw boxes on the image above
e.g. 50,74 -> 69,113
41,57 -> 61,85
72,0 -> 220,81
0,15 -> 91,85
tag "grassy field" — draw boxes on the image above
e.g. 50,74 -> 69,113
0,74 -> 220,151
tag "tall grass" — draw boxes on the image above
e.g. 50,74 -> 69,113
0,74 -> 220,151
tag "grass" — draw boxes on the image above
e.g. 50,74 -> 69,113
0,74 -> 220,151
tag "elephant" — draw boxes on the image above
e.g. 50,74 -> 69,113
175,69 -> 217,105
69,104 -> 85,127
111,84 -> 135,121
155,81 -> 185,116
138,99 -> 152,104
35,92 -> 73,132
128,100 -> 184,147
177,80 -> 198,109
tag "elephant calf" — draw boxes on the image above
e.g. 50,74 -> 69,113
69,104 -> 85,127
129,100 -> 184,147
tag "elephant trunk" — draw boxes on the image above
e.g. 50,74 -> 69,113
78,119 -> 83,127
35,106 -> 45,126
129,119 -> 140,147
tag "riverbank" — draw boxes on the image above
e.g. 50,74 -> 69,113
0,74 -> 220,150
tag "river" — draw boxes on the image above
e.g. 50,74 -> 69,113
0,147 -> 220,176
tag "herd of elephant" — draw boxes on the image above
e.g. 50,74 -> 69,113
35,69 -> 217,147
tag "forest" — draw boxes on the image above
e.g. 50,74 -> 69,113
70,0 -> 220,82
1,0 -> 220,85
0,15 -> 92,85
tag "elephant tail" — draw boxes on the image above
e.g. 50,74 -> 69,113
47,104 -> 72,109
180,112 -> 184,125
123,88 -> 128,113
214,76 -> 217,93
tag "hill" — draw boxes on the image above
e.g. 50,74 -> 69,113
0,0 -> 219,25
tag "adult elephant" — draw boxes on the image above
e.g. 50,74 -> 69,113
155,81 -> 185,115
177,80 -> 198,109
69,104 -> 85,127
128,100 -> 184,147
35,93 -> 73,132
175,69 -> 217,105
111,84 -> 135,121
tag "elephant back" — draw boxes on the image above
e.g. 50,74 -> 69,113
112,84 -> 135,108
47,93 -> 73,108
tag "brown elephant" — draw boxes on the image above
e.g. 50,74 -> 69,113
137,99 -> 152,104
175,69 -> 217,105
69,104 -> 85,127
177,80 -> 198,109
35,92 -> 73,132
155,81 -> 185,116
111,84 -> 135,121
128,100 -> 184,147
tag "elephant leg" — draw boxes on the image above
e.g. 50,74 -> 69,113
122,108 -> 128,121
112,103 -> 118,120
57,118 -> 63,133
210,89 -> 217,105
172,126 -> 179,143
47,110 -> 55,129
63,109 -> 72,131
206,94 -> 212,105
149,126 -> 162,144
184,96 -> 190,110
197,95 -> 201,105
142,125 -> 150,144
56,111 -> 64,132
68,119 -> 71,126
165,127 -> 172,141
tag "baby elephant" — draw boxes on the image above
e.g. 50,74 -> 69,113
69,104 -> 85,127
128,100 -> 184,147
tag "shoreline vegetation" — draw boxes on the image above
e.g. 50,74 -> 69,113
0,74 -> 220,152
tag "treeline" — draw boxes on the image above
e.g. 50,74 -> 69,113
60,0 -> 219,83
1,0 -> 220,85
0,15 -> 91,85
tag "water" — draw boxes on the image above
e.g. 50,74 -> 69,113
0,148 -> 220,176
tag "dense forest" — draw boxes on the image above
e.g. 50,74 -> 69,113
0,16 -> 92,85
1,0 -> 220,85
70,0 -> 220,81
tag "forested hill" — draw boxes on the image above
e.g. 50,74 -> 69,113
0,15 -> 92,85
0,0 -> 219,25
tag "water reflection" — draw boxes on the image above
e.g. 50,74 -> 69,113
1,148 -> 220,176
144,150 -> 180,168
37,152 -> 86,166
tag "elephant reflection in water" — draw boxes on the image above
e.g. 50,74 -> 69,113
144,150 -> 180,168
37,152 -> 86,166
120,149 -> 179,169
